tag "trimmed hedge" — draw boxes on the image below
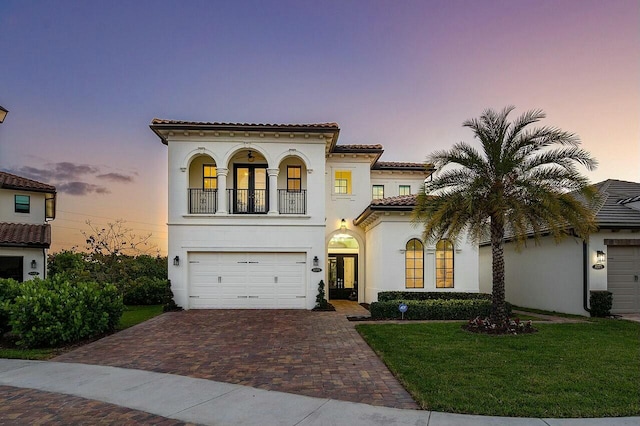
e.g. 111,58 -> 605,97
0,278 -> 21,334
6,276 -> 124,348
589,291 -> 612,317
370,299 -> 497,320
377,291 -> 492,302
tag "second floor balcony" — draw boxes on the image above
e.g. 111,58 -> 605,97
188,188 -> 306,215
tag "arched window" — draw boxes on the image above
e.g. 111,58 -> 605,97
436,239 -> 454,288
405,239 -> 424,288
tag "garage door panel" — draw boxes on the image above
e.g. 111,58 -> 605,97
188,252 -> 306,309
607,246 -> 640,314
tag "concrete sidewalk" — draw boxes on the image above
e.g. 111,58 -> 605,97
0,359 -> 637,426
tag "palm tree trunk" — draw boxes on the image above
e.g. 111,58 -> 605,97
490,216 -> 507,323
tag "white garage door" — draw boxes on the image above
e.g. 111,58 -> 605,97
607,246 -> 640,314
188,252 -> 307,309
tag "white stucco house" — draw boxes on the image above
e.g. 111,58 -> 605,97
479,179 -> 640,316
0,171 -> 56,281
150,120 -> 480,309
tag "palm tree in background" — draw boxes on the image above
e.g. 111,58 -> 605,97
414,106 -> 598,326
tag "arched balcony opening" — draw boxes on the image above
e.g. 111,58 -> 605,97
277,156 -> 308,214
188,155 -> 218,214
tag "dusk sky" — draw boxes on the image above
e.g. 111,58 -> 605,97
1,0 -> 638,255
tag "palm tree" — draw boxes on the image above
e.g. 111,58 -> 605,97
414,106 -> 598,325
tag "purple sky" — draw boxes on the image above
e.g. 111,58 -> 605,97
1,0 -> 638,254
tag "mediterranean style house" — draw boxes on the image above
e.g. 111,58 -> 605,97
480,179 -> 640,315
0,171 -> 56,281
151,120 -> 479,309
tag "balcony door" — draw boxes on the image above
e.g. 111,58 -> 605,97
234,165 -> 268,213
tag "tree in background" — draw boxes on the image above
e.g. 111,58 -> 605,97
414,106 -> 597,329
81,219 -> 157,256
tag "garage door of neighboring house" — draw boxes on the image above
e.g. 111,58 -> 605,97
607,246 -> 640,314
188,252 -> 307,309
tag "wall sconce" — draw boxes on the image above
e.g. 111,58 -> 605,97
593,250 -> 606,269
313,256 -> 319,267
0,105 -> 8,124
30,259 -> 37,269
340,218 -> 346,232
173,256 -> 180,266
247,150 -> 255,162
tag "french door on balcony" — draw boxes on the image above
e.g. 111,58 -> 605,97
233,165 -> 268,213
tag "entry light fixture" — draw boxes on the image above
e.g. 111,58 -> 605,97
247,150 -> 255,162
340,218 -> 347,232
30,259 -> 37,269
0,105 -> 7,124
596,250 -> 606,263
173,256 -> 180,266
313,256 -> 319,267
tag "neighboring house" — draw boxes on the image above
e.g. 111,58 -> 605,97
479,179 -> 640,315
0,171 -> 56,281
150,120 -> 480,309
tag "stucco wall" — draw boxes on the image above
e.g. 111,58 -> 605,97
0,189 -> 47,225
363,216 -> 479,303
479,237 -> 585,315
0,247 -> 47,281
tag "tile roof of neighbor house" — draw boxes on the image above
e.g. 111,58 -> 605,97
150,119 -> 340,129
331,144 -> 384,153
0,223 -> 51,248
0,171 -> 56,193
592,179 -> 640,228
354,195 -> 417,226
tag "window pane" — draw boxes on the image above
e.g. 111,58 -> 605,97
15,195 -> 30,213
334,171 -> 351,194
372,185 -> 384,200
405,238 -> 424,289
435,239 -> 454,288
399,185 -> 411,196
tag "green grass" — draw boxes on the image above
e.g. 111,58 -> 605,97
357,320 -> 640,418
0,305 -> 164,360
117,305 -> 164,330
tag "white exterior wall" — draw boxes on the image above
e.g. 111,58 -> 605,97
166,133 -> 327,309
479,230 -> 640,316
0,247 -> 47,281
479,237 -> 585,315
0,189 -> 47,225
370,173 -> 422,197
362,216 -> 479,303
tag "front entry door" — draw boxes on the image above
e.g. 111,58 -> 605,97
328,254 -> 358,299
234,165 -> 268,213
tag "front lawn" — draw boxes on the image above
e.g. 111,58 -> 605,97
0,305 -> 164,360
357,319 -> 640,418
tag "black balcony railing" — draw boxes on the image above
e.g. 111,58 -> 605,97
278,190 -> 306,214
227,189 -> 268,214
189,189 -> 217,214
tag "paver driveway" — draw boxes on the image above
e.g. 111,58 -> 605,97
54,301 -> 418,409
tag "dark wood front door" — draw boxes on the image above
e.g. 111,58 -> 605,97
328,254 -> 358,299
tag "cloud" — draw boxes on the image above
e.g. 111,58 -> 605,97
4,162 -> 135,196
56,182 -> 111,196
96,172 -> 134,183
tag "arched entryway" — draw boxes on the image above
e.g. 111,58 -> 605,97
327,232 -> 360,300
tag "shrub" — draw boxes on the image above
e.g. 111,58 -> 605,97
377,291 -> 492,302
122,277 -> 168,305
0,278 -> 21,334
370,299 -> 512,320
589,291 -> 613,317
315,280 -> 328,309
163,279 -> 182,312
7,276 -> 124,348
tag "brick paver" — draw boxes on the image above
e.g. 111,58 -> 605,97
55,301 -> 418,409
0,385 -> 196,425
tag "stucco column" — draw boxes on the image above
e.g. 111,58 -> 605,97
267,168 -> 279,215
216,168 -> 228,214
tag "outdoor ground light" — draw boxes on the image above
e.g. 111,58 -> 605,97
0,106 -> 7,123
173,256 -> 180,266
30,259 -> 37,269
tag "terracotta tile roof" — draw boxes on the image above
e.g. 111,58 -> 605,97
0,223 -> 51,248
0,171 -> 56,193
150,119 -> 339,129
372,161 -> 433,171
371,194 -> 417,207
332,144 -> 383,153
